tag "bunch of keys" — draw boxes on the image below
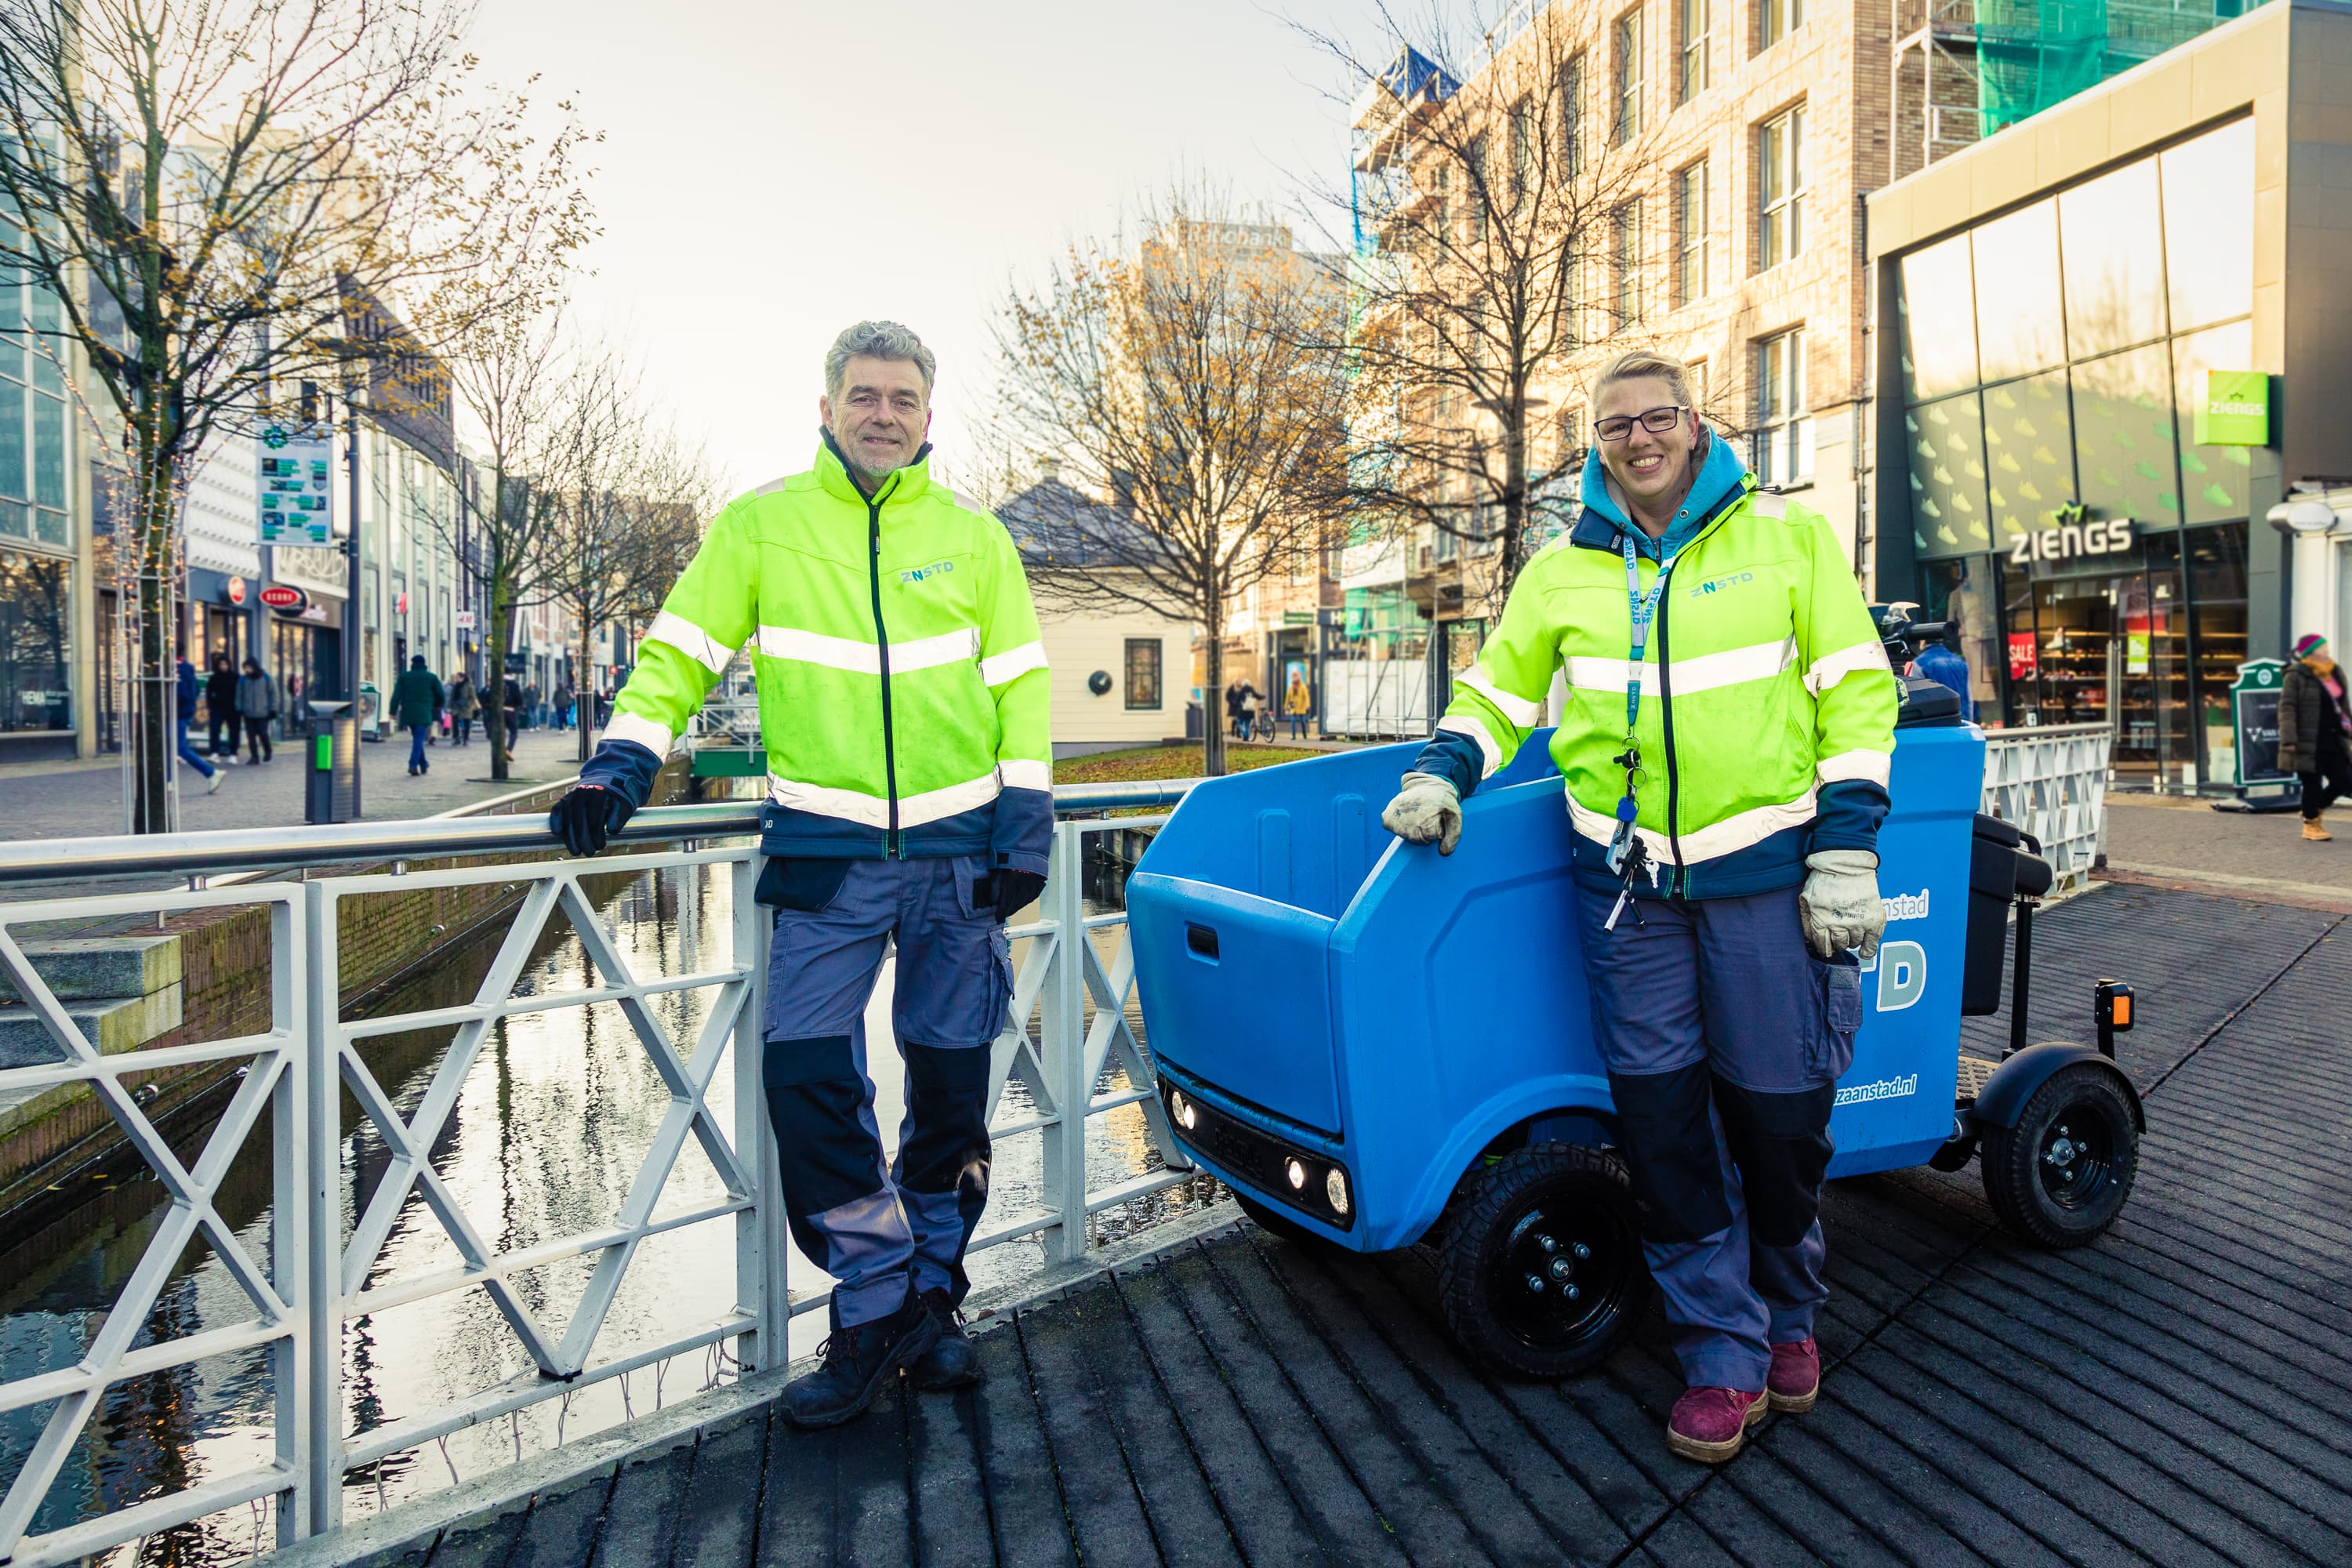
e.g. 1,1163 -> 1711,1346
1604,819 -> 1661,931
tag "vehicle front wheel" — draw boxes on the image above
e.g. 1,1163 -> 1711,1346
1436,1143 -> 1650,1381
1980,1062 -> 2140,1247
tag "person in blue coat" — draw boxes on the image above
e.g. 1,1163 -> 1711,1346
1909,614 -> 1973,722
175,658 -> 220,792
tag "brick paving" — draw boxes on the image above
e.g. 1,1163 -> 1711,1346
2103,792 -> 2352,910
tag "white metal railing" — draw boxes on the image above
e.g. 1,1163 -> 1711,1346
1983,723 -> 2112,895
0,795 -> 1189,1566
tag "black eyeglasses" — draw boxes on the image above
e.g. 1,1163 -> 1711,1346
1595,405 -> 1688,442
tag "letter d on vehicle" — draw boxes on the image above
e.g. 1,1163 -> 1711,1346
1876,941 -> 1926,1012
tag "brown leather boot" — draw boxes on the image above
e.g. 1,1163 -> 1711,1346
2306,815 -> 2332,842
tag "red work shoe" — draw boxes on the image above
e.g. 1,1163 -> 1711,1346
1666,1385 -> 1768,1464
1767,1338 -> 1820,1413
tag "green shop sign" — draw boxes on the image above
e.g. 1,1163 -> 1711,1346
2194,369 -> 2270,447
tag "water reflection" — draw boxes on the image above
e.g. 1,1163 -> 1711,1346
0,843 -> 1214,1563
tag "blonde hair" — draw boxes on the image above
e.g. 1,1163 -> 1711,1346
1594,349 -> 1697,410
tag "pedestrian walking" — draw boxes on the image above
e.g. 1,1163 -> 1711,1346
553,681 -> 575,731
502,674 -> 523,752
450,673 -> 478,746
175,656 -> 221,793
522,682 -> 542,731
550,320 -> 1052,1432
1224,679 -> 1261,742
390,655 -> 445,777
1385,350 -> 1896,1465
1284,668 -> 1312,739
206,653 -> 241,761
2280,633 -> 2352,841
235,659 -> 279,763
594,688 -> 612,730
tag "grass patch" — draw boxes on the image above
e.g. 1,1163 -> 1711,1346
1053,743 -> 1329,785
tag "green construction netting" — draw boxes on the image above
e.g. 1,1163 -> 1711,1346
1977,0 -> 2270,140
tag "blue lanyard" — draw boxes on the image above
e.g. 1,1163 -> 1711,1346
1621,531 -> 1678,735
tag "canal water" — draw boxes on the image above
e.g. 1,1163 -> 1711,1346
0,848 -> 1217,1563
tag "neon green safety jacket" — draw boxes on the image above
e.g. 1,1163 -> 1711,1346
582,434 -> 1054,874
1412,436 -> 1898,899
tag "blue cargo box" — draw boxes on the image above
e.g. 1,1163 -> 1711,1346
1128,725 -> 1984,1252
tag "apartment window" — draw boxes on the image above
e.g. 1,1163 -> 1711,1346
1560,402 -> 1588,472
1511,97 -> 1534,207
1613,202 -> 1641,330
1123,638 -> 1162,710
1614,9 -> 1643,145
1680,0 -> 1709,102
1676,162 -> 1711,305
1562,54 -> 1588,177
1760,0 -> 1803,48
1759,103 -> 1806,270
1755,328 -> 1812,485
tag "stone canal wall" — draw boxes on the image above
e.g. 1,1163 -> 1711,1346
0,756 -> 695,1220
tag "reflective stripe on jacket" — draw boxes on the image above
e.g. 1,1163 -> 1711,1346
1414,432 -> 1897,900
582,434 -> 1054,876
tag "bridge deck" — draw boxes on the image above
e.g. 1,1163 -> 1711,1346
339,884 -> 2352,1567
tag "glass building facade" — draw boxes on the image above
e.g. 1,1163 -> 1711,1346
1,216 -> 77,755
1892,117 -> 2266,786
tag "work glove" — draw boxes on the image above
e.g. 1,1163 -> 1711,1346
1799,849 -> 1885,960
1381,771 -> 1463,856
548,784 -> 635,858
989,868 -> 1047,922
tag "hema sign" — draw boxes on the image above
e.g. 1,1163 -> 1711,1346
2194,369 -> 2270,446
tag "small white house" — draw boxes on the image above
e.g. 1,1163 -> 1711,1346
998,477 -> 1196,756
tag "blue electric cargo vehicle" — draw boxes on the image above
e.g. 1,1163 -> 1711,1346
1127,621 -> 2143,1378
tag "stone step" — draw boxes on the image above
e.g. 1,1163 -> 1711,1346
0,986 -> 184,1068
0,935 -> 181,1004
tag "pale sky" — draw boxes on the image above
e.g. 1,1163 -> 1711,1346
462,0 -> 1380,499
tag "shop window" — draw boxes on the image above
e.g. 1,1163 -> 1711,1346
2160,118 -> 2255,334
2070,343 -> 2179,526
2171,318 -> 2259,526
0,548 -> 73,736
1124,638 -> 1162,711
1614,8 -> 1643,145
1897,233 -> 1977,403
1755,328 -> 1813,487
2185,524 -> 2249,785
1757,105 -> 1806,270
1759,0 -> 1803,49
1971,200 -> 2065,383
1907,392 -> 1990,556
1676,162 -> 1711,306
1981,369 -> 2075,550
2059,158 -> 2168,358
1916,558 -> 2004,722
1680,0 -> 1708,102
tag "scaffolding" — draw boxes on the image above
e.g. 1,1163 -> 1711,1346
1892,0 -> 2270,179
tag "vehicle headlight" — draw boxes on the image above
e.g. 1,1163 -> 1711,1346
1326,1167 -> 1350,1215
1171,1090 -> 1196,1131
1285,1156 -> 1308,1191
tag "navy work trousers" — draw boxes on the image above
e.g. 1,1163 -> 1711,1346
762,856 -> 1014,1328
1574,882 -> 1860,1392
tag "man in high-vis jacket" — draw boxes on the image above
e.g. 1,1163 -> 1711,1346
549,321 -> 1051,1429
1384,350 -> 1896,1465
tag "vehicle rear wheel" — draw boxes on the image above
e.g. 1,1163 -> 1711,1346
1235,1192 -> 1327,1247
1436,1143 -> 1650,1380
1980,1062 -> 2139,1248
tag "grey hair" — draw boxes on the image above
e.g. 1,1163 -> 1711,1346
825,320 -> 936,402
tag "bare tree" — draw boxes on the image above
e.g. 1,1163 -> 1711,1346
0,0 -> 594,828
993,187 -> 1352,777
1294,2 -> 1664,604
533,349 -> 713,762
